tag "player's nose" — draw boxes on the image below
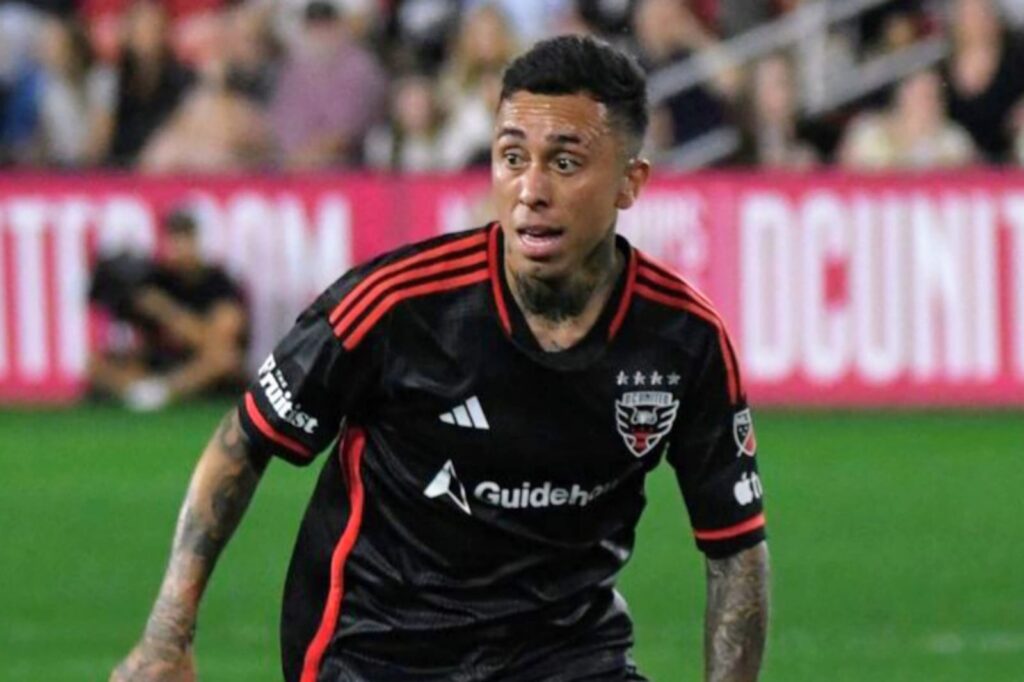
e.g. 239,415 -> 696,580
517,161 -> 552,209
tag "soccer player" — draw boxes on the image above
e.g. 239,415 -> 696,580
111,35 -> 769,682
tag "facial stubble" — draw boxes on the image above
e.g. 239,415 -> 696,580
510,226 -> 620,323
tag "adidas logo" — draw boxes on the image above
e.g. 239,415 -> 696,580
439,396 -> 489,430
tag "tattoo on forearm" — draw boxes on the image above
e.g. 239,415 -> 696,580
704,542 -> 770,682
142,411 -> 263,653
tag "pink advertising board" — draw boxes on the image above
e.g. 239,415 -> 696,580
0,172 -> 1021,406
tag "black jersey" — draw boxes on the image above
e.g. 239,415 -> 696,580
237,224 -> 767,682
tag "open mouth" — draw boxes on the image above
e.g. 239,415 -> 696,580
516,225 -> 566,259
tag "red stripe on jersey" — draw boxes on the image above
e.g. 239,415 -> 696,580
488,223 -> 512,334
635,283 -> 741,404
244,392 -> 312,457
637,253 -> 716,310
608,247 -> 638,340
340,268 -> 490,350
328,232 -> 488,325
693,513 -> 765,541
332,250 -> 487,337
299,426 -> 367,682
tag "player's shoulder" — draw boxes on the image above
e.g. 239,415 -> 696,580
626,249 -> 724,333
626,244 -> 741,358
308,224 -> 494,347
630,247 -> 744,402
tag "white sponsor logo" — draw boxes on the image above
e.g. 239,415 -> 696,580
439,395 -> 489,430
614,389 -> 680,457
257,354 -> 319,434
473,478 -> 619,509
423,459 -> 472,515
733,472 -> 764,506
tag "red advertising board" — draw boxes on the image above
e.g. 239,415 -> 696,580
1,172 -> 1022,406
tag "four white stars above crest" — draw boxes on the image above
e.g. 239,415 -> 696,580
616,371 -> 681,387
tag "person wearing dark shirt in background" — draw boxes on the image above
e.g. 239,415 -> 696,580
943,0 -> 1024,162
87,209 -> 247,411
105,0 -> 195,167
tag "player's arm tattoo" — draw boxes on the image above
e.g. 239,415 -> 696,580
704,541 -> 770,682
138,410 -> 269,657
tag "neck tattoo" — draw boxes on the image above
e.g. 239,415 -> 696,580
510,230 -> 619,324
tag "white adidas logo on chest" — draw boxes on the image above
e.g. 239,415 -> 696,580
438,395 -> 489,430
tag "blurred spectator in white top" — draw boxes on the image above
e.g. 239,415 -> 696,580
26,15 -> 115,167
268,0 -> 387,169
735,53 -> 818,169
436,4 -> 518,169
943,0 -> 1024,162
632,0 -> 741,163
365,72 -> 448,172
840,69 -> 975,169
104,0 -> 196,167
462,0 -> 574,45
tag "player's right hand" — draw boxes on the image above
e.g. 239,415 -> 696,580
109,642 -> 196,682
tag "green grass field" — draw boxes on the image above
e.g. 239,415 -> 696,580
1,403 -> 1021,681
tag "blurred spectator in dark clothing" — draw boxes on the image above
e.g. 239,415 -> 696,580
858,0 -> 928,55
105,0 -> 196,166
218,2 -> 280,104
382,0 -> 461,71
269,0 -> 387,169
943,0 -> 1024,162
633,0 -> 740,160
22,16 -> 115,167
87,209 -> 247,411
840,69 -> 975,169
735,53 -> 819,168
716,0 -> 776,38
576,0 -> 634,37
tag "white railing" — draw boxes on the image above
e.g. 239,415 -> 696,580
650,0 -> 950,167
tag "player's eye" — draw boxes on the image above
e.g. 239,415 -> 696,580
503,151 -> 525,168
553,155 -> 581,173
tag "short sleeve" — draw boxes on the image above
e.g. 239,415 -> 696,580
237,285 -> 377,466
667,328 -> 766,558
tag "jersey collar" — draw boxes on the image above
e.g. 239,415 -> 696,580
487,222 -> 638,369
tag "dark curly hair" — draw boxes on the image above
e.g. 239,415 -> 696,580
500,35 -> 649,154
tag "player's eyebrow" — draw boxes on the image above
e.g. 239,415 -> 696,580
496,126 -> 526,140
546,132 -> 584,146
496,128 -> 587,147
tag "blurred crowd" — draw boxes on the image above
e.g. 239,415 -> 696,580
2,0 -> 1024,173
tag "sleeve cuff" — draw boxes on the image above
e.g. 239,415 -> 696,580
237,392 -> 315,466
694,513 -> 767,559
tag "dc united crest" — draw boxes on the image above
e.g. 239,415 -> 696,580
733,408 -> 757,457
615,391 -> 680,457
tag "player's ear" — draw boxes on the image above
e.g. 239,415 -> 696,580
615,157 -> 651,210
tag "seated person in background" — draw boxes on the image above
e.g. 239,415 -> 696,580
87,209 -> 247,411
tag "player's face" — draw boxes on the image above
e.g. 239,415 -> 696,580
492,92 -> 649,282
